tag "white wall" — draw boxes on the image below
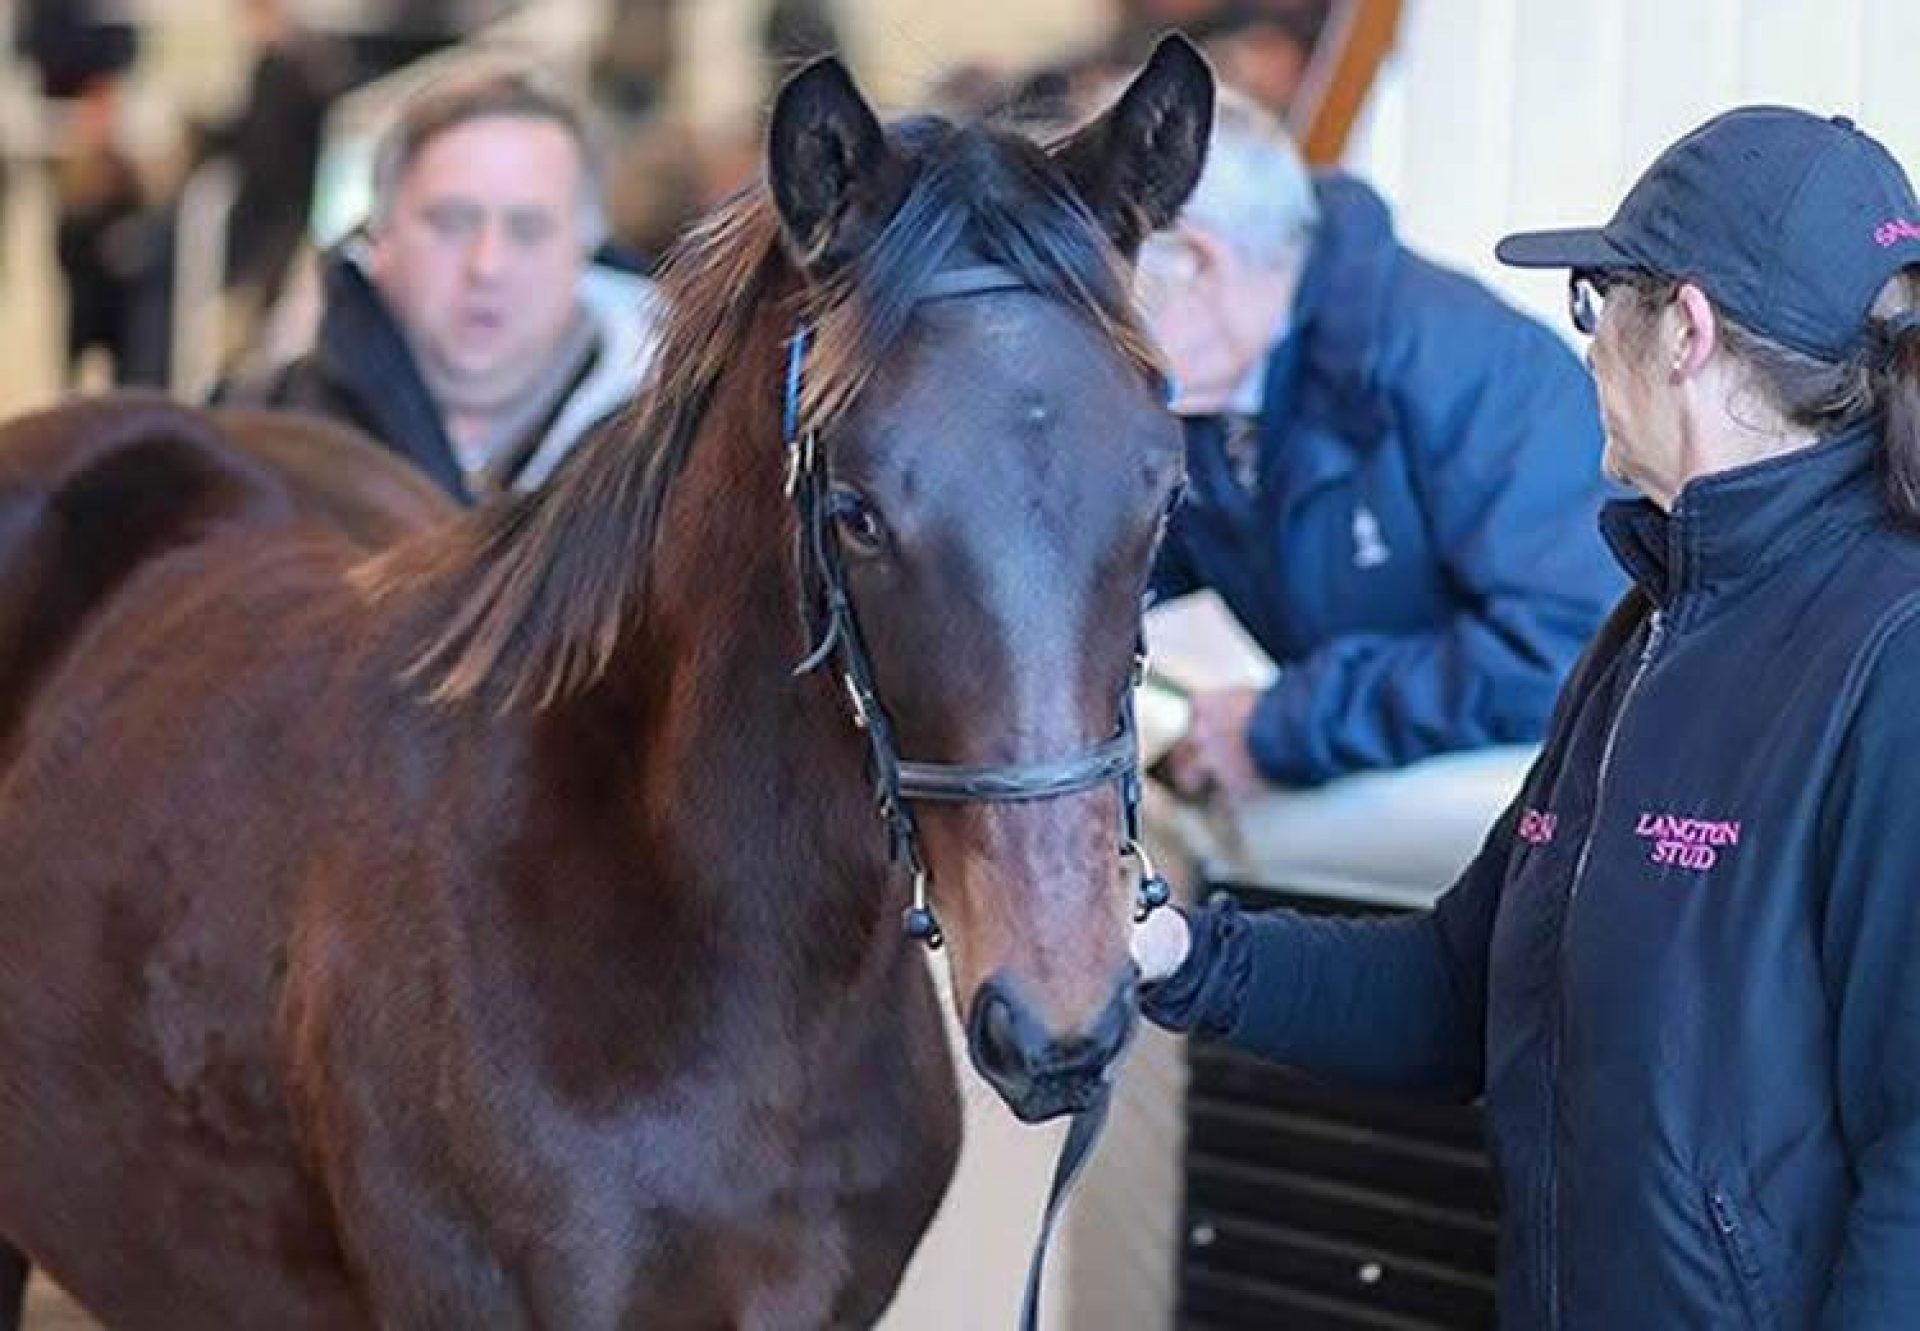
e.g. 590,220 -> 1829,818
837,0 -> 1108,106
1350,0 -> 1920,337
676,0 -> 1109,133
132,0 -> 252,120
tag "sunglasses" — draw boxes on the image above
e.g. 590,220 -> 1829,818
1568,269 -> 1633,336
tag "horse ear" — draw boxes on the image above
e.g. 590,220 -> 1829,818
767,56 -> 909,275
1051,35 -> 1215,258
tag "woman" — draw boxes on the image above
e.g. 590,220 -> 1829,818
1134,105 -> 1920,1329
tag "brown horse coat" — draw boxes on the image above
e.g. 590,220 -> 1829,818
0,43 -> 1211,1331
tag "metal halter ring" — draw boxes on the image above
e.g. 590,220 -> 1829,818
1123,840 -> 1172,922
842,674 -> 871,730
902,868 -> 943,949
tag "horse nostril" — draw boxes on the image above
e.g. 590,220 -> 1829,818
968,979 -> 1134,1122
972,989 -> 1027,1084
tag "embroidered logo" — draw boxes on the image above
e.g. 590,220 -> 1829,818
1352,503 -> 1391,569
1518,808 -> 1558,845
1875,218 -> 1920,248
1634,812 -> 1742,871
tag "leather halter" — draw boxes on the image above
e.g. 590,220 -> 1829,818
782,263 -> 1171,948
782,261 -> 1169,1331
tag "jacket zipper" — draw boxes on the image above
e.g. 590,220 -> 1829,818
1543,607 -> 1666,1329
1709,1188 -> 1766,1327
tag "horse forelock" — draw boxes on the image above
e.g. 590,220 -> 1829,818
365,114 -> 1161,712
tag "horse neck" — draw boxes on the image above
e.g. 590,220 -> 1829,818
572,319 -> 910,1016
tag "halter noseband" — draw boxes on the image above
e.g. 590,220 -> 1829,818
782,263 -> 1171,950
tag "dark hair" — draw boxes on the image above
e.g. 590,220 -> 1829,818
370,62 -> 605,244
1620,268 -> 1920,528
1879,279 -> 1920,523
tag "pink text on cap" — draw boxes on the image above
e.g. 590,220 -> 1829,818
1875,218 -> 1920,248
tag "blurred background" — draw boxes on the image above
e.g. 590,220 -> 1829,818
2,2 -> 1918,1328
6,0 -> 1915,422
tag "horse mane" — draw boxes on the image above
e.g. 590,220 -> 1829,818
361,115 -> 1162,711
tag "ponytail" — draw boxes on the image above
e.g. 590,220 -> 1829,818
1876,308 -> 1920,529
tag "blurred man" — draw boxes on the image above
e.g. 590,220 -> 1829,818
224,64 -> 660,502
13,0 -> 135,100
50,75 -> 154,386
203,0 -> 352,316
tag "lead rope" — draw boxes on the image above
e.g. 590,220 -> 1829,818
1016,663 -> 1154,1331
1019,1089 -> 1112,1331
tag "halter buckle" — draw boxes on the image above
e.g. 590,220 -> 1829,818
783,430 -> 816,499
1121,838 -> 1159,881
1122,839 -> 1172,921
903,868 -> 943,949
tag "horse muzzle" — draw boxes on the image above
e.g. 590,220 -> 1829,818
965,976 -> 1137,1124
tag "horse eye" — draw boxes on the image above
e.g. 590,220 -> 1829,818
829,489 -> 888,557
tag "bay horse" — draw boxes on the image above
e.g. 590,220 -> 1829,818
0,38 -> 1211,1331
0,395 -> 454,772
0,395 -> 454,550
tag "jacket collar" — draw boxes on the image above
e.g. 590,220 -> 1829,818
513,265 -> 662,491
1260,173 -> 1398,446
1600,419 -> 1884,611
313,248 -> 470,501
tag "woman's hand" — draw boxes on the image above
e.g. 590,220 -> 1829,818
1161,686 -> 1268,804
1131,904 -> 1193,984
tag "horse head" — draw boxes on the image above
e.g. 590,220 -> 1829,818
761,41 -> 1213,1122
388,38 -> 1212,1128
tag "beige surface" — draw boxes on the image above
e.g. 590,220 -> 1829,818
24,1277 -> 93,1330
1166,745 -> 1535,910
0,164 -> 62,421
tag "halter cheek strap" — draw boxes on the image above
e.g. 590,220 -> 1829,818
782,263 -> 1170,949
781,262 -> 1168,1331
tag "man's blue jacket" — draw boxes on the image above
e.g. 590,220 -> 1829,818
1152,175 -> 1621,784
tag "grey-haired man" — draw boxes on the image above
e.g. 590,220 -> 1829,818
1140,90 -> 1619,801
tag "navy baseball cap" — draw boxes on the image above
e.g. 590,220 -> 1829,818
1497,106 -> 1920,361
